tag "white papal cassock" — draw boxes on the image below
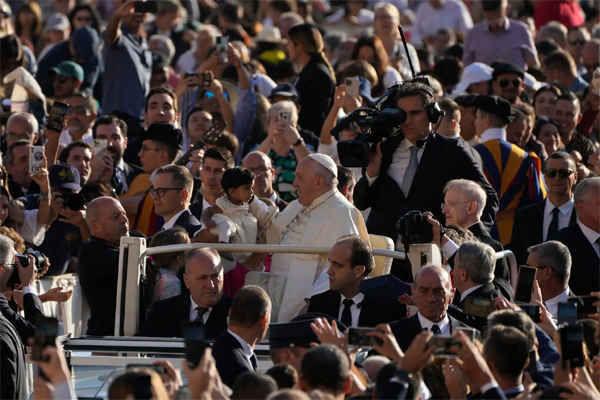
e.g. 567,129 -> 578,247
249,188 -> 369,323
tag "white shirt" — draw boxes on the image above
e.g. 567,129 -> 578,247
337,292 -> 365,328
176,49 -> 201,74
544,287 -> 572,320
417,312 -> 450,334
59,128 -> 94,146
412,0 -> 473,44
460,284 -> 485,303
227,329 -> 255,368
480,128 -> 506,143
578,220 -> 600,256
189,295 -> 212,324
543,197 -> 575,241
162,209 -> 187,231
366,138 -> 425,190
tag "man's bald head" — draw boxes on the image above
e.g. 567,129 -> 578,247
6,113 -> 39,147
582,39 -> 600,76
242,151 -> 275,198
243,151 -> 273,168
86,197 -> 129,245
415,265 -> 453,291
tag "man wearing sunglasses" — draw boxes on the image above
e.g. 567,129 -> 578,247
491,63 -> 525,105
566,26 -> 590,76
510,152 -> 578,266
59,92 -> 97,147
50,61 -> 84,102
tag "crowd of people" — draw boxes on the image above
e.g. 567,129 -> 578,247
1,0 -> 600,398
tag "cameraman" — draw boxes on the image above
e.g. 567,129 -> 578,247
0,234 -> 44,343
353,82 -> 498,281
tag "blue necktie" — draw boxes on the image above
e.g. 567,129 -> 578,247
401,146 -> 419,197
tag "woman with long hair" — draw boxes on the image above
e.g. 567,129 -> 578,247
534,117 -> 563,157
532,84 -> 561,119
67,4 -> 103,36
14,1 -> 42,52
351,34 -> 402,97
287,23 -> 335,135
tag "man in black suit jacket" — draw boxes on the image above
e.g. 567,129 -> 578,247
510,153 -> 578,266
307,235 -> 405,327
242,151 -> 288,211
354,82 -> 498,280
0,240 -> 44,343
139,247 -> 231,338
389,265 -> 472,351
550,177 -> 600,295
0,314 -> 27,400
212,286 -> 271,388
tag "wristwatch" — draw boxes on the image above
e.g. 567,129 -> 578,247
292,137 -> 304,147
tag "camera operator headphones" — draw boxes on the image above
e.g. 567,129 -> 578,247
418,87 -> 445,123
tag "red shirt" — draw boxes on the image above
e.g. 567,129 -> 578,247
534,0 -> 584,30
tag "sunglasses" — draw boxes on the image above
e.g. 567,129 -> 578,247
67,105 -> 88,115
545,168 -> 575,179
498,78 -> 522,88
205,90 -> 229,100
569,39 -> 587,46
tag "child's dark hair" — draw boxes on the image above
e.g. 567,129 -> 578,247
221,167 -> 255,196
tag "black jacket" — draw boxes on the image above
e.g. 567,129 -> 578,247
0,292 -> 44,343
389,313 -> 473,351
172,209 -> 202,237
212,331 -> 256,388
469,222 -> 510,282
450,282 -> 510,330
0,314 -> 28,400
138,293 -> 231,339
509,199 -> 577,266
550,223 -> 599,295
307,290 -> 406,327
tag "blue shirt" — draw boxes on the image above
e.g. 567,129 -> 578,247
569,75 -> 589,93
38,220 -> 82,276
101,26 -> 151,119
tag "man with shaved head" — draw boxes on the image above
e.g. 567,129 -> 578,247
5,113 -> 39,148
78,196 -> 133,335
246,154 -> 368,322
389,265 -> 471,351
242,151 -> 287,211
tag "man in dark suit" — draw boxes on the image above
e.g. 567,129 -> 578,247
93,115 -> 144,196
354,82 -> 498,281
389,265 -> 472,351
139,247 -> 231,338
0,313 -> 27,400
0,237 -> 44,343
242,151 -> 287,211
212,286 -> 271,388
550,177 -> 600,295
307,235 -> 405,327
510,152 -> 578,266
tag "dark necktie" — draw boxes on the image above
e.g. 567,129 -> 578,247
547,207 -> 560,239
250,353 -> 258,371
431,324 -> 441,334
194,307 -> 209,324
341,299 -> 354,328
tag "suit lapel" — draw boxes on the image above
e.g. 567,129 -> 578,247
409,135 -> 438,198
568,206 -> 577,225
534,200 -> 546,243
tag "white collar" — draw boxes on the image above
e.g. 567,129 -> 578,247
480,128 -> 507,143
269,191 -> 278,204
460,284 -> 485,302
399,137 -> 427,152
544,287 -> 571,317
545,197 -> 574,217
340,292 -> 365,307
189,295 -> 213,316
162,209 -> 188,230
228,329 -> 254,357
504,385 -> 524,395
577,220 -> 600,246
417,311 -> 450,332
116,159 -> 126,172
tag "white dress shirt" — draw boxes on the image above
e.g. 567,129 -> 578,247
337,292 -> 365,328
59,128 -> 94,146
417,312 -> 450,334
365,138 -> 425,190
227,329 -> 255,368
480,128 -> 506,143
460,284 -> 485,302
412,0 -> 473,44
578,220 -> 600,256
542,198 -> 575,241
544,287 -> 572,320
162,209 -> 187,231
189,295 -> 212,324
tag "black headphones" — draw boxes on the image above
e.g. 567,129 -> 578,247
418,87 -> 445,123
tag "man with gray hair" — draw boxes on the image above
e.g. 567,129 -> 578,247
250,154 -> 368,322
526,241 -> 572,319
550,177 -> 600,295
5,113 -> 39,148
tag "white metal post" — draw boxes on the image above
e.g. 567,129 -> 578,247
115,237 -> 147,337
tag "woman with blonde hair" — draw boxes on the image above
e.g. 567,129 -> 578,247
287,23 -> 335,135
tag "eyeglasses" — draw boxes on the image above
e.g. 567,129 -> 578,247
441,201 -> 472,209
149,187 -> 183,197
526,264 -> 559,275
54,75 -> 70,84
141,145 -> 163,153
5,132 -> 31,140
247,166 -> 271,175
498,78 -> 522,88
67,105 -> 88,115
569,39 -> 587,46
545,168 -> 575,179
205,91 -> 229,100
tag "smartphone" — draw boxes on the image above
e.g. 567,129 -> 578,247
184,72 -> 199,87
182,322 -> 210,369
279,110 -> 292,124
345,77 -> 360,98
428,335 -> 462,358
519,304 -> 541,323
558,302 -> 577,326
216,36 -> 228,63
93,139 -> 107,156
32,316 -> 59,362
47,101 -> 68,132
203,72 -> 212,86
457,326 -> 478,342
540,386 -> 572,399
348,327 -> 383,347
568,296 -> 597,316
560,325 -> 585,367
515,266 -> 537,303
126,364 -> 168,375
134,1 -> 157,13
29,146 -> 44,176
133,374 -> 153,400
462,297 -> 496,318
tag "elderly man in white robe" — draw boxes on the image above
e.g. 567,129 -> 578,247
250,154 -> 369,323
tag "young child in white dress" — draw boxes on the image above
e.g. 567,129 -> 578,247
202,167 -> 257,263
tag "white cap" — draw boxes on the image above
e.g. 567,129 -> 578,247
307,154 -> 338,177
44,13 -> 70,33
524,72 -> 542,91
453,63 -> 493,95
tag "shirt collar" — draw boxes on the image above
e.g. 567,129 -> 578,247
417,311 -> 450,332
487,17 -> 510,32
504,385 -> 524,395
340,292 -> 365,307
400,137 -> 427,152
545,197 -> 574,217
545,287 -> 572,317
481,128 -> 507,143
577,220 -> 600,245
116,159 -> 126,172
269,191 -> 278,204
460,284 -> 485,302
189,295 -> 213,316
162,209 -> 187,230
308,188 -> 337,209
228,329 -> 254,357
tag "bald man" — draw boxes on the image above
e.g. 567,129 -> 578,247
581,39 -> 600,82
242,151 -> 287,211
389,265 -> 472,351
5,113 -> 39,148
78,197 -> 137,335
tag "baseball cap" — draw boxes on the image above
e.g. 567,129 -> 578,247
453,63 -> 493,95
43,13 -> 69,33
269,83 -> 300,102
51,61 -> 84,81
49,163 -> 81,191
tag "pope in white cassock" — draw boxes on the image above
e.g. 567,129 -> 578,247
250,154 -> 369,323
